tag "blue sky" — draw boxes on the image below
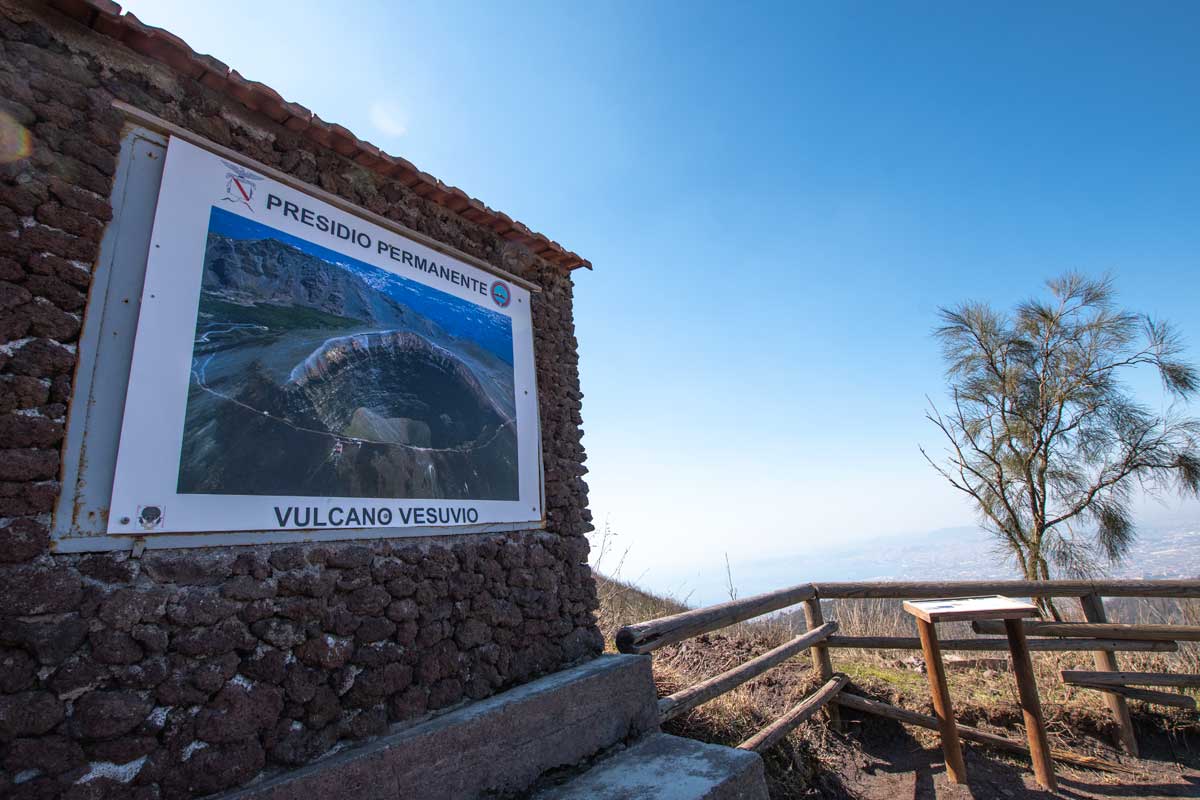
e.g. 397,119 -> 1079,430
122,1 -> 1200,601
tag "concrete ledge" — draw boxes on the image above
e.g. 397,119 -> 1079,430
216,654 -> 659,800
532,733 -> 769,800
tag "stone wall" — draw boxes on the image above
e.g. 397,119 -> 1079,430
0,2 -> 600,797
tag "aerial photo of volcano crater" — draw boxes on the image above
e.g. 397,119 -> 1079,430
177,206 -> 518,500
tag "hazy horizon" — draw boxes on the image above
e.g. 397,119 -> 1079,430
604,511 -> 1200,608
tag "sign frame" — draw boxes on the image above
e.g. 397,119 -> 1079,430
52,116 -> 547,552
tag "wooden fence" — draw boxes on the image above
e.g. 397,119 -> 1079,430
615,579 -> 1200,758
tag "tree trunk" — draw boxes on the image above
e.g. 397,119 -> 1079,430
1036,557 -> 1062,620
1024,550 -> 1061,621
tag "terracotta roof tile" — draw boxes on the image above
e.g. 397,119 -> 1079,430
352,150 -> 385,170
225,70 -> 291,124
88,7 -> 125,40
306,114 -> 337,148
371,153 -> 406,179
279,99 -> 313,129
46,0 -> 591,270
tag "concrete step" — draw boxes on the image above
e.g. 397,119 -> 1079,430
217,654 -> 658,800
532,733 -> 769,800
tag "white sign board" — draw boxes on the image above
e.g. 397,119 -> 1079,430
109,137 -> 541,535
903,596 -> 1039,623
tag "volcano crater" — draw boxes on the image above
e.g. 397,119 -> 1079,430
286,330 -> 507,449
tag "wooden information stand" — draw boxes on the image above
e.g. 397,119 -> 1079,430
903,595 -> 1056,791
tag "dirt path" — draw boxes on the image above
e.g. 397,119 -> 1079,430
810,712 -> 1200,799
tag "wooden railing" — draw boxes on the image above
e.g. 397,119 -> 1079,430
615,579 -> 1200,757
657,622 -> 836,722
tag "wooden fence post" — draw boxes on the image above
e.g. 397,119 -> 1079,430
915,617 -> 968,784
1079,593 -> 1138,756
1004,618 -> 1057,791
803,597 -> 841,730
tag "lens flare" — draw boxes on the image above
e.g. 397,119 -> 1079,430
0,113 -> 32,163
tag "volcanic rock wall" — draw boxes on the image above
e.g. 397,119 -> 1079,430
0,2 -> 600,797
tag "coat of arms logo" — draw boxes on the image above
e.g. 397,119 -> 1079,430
220,160 -> 263,212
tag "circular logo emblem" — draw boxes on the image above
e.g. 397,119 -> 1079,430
490,281 -> 511,308
137,505 -> 164,530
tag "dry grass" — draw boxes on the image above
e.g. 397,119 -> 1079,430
646,627 -> 832,796
592,554 -> 826,794
593,570 -> 850,795
594,572 -> 688,646
1107,596 -> 1200,674
820,595 -> 1200,712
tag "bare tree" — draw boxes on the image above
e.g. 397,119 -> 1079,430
921,274 -> 1200,616
723,552 -> 738,602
